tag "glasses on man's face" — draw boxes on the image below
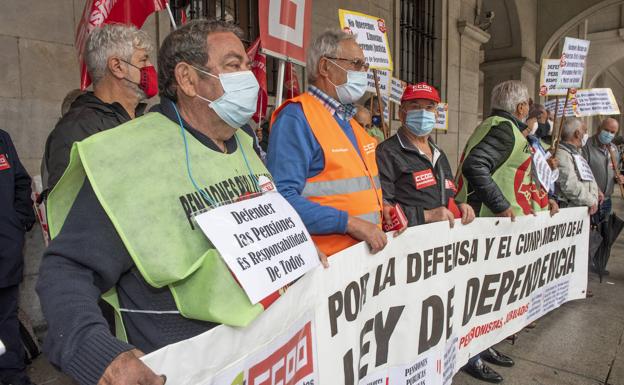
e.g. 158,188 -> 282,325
325,56 -> 370,71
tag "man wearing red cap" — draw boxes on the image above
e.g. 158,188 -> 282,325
376,82 -> 476,228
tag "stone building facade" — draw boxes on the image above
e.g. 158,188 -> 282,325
2,0 -> 624,331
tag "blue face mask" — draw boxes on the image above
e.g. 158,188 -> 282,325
372,115 -> 382,127
192,66 -> 259,128
405,109 -> 436,136
599,130 -> 615,145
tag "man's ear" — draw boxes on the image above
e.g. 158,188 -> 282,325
318,57 -> 330,79
107,57 -> 126,80
175,63 -> 197,98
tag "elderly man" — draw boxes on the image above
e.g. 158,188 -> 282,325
354,105 -> 384,143
0,130 -> 35,385
556,118 -> 599,213
267,30 -> 387,257
376,82 -> 475,227
456,80 -> 555,383
457,80 -> 550,221
42,24 -> 155,192
583,118 -> 623,220
37,20 -> 278,385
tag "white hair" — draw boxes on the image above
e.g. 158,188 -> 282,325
490,80 -> 529,114
561,118 -> 584,141
307,29 -> 358,83
85,24 -> 152,85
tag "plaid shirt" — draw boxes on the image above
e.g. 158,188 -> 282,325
308,86 -> 357,121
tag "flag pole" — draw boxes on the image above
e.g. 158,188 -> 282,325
276,59 -> 286,107
553,88 -> 572,154
166,2 -> 178,30
372,69 -> 387,139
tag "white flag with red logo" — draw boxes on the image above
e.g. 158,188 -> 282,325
76,0 -> 169,90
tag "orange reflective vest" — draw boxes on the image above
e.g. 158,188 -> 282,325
272,93 -> 383,256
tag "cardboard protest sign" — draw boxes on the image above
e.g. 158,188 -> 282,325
545,98 -> 576,118
571,88 -> 620,117
195,192 -> 318,304
435,103 -> 449,130
366,69 -> 390,95
545,88 -> 620,118
556,37 -> 590,89
390,77 -> 407,104
145,208 -> 589,385
339,9 -> 393,70
539,59 -> 567,96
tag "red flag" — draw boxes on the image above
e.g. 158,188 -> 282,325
284,62 -> 301,99
247,38 -> 268,124
76,0 -> 169,90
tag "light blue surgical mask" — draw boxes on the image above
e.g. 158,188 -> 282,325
192,66 -> 259,128
599,130 -> 615,145
327,59 -> 368,104
405,109 -> 436,136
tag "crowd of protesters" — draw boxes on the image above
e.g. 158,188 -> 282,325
0,19 -> 622,385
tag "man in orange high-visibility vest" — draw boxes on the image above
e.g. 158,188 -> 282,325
267,29 -> 387,257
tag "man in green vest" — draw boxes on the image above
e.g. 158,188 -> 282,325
455,80 -> 552,383
36,20 -> 286,385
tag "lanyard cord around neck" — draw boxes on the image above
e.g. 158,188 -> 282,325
171,101 -> 259,208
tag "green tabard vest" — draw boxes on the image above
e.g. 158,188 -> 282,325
456,115 -> 548,217
47,112 -> 271,332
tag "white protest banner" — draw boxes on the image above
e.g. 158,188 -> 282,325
556,37 -> 590,89
545,88 -> 621,118
390,77 -> 407,104
539,59 -> 567,96
339,9 -> 393,70
366,69 -> 390,95
435,103 -> 449,130
573,154 -> 596,182
571,88 -> 621,117
144,208 -> 589,385
532,150 -> 559,191
195,192 -> 318,304
545,98 -> 575,117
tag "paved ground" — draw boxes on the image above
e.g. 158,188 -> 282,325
25,199 -> 624,385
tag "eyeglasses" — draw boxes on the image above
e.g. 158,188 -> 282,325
324,56 -> 370,71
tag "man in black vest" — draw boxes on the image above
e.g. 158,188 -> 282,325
0,129 -> 35,385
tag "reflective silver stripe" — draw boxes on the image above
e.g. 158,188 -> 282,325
371,175 -> 380,189
356,211 -> 381,224
119,308 -> 181,314
302,175 -> 380,197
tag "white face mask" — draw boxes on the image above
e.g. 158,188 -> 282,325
581,133 -> 589,146
530,121 -> 539,136
326,59 -> 368,105
192,66 -> 259,128
548,119 -> 554,135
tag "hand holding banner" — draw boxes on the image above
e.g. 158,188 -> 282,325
144,208 -> 589,385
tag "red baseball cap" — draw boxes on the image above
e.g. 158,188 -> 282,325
401,82 -> 441,103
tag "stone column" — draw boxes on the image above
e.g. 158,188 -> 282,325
480,57 -> 540,116
436,20 -> 489,168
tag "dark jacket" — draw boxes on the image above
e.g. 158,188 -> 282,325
461,110 -> 528,215
0,130 -> 35,288
376,129 -> 457,226
36,99 -> 263,385
42,92 -> 146,191
583,135 -> 621,197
